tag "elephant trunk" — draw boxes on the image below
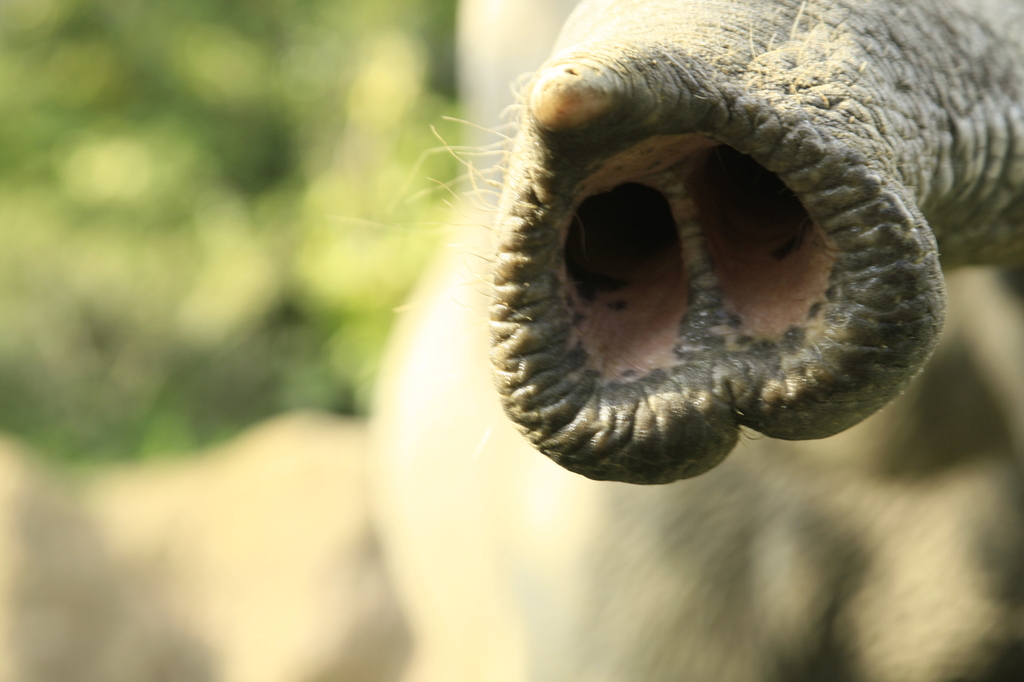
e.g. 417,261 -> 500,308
489,0 -> 1024,484
492,54 -> 940,483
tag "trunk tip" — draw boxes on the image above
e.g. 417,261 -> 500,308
530,63 -> 615,132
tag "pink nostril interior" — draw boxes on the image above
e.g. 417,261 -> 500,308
565,183 -> 689,379
690,145 -> 834,336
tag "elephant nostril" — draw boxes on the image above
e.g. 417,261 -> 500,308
566,183 -> 680,295
695,146 -> 810,264
689,144 -> 833,338
704,145 -> 805,230
563,181 -> 689,380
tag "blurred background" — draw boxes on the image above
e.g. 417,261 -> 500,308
0,0 -> 461,468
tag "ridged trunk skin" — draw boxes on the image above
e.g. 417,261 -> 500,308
372,1 -> 1024,681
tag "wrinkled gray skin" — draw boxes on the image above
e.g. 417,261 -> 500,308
373,1 -> 1024,681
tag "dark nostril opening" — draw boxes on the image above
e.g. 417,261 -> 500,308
711,145 -> 802,217
565,183 -> 678,297
701,146 -> 808,257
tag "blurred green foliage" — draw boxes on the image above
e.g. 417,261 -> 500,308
0,0 -> 461,463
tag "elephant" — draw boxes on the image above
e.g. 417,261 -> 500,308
372,1 -> 1024,680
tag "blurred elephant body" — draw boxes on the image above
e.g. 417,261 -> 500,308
373,2 -> 1024,682
0,437 -> 212,682
90,413 -> 410,682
